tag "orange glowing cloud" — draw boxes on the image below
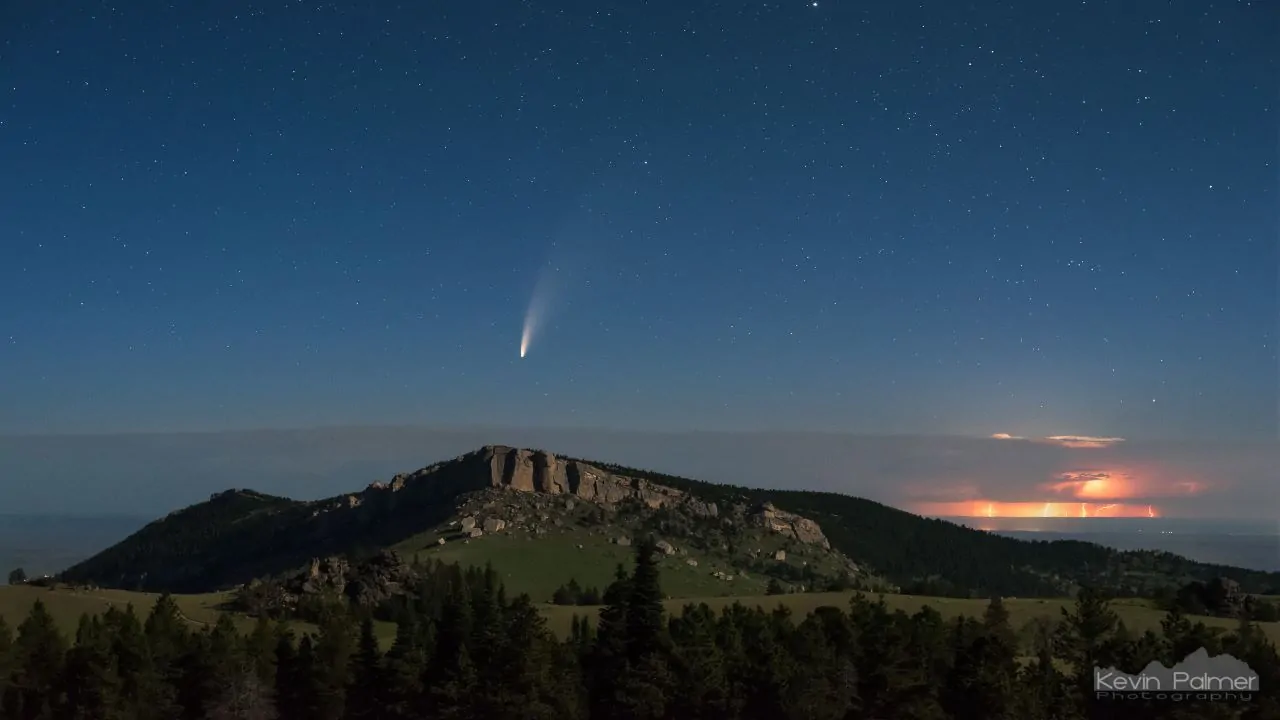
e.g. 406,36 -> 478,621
1044,470 -> 1136,499
915,500 -> 1159,518
1042,435 -> 1126,449
1041,468 -> 1209,500
989,433 -> 1125,449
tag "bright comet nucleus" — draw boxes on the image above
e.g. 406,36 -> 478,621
519,262 -> 556,359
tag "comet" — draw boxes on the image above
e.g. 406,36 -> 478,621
519,262 -> 557,359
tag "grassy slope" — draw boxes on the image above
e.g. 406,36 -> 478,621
392,521 -> 843,603
5,585 -> 1277,650
0,585 -> 231,630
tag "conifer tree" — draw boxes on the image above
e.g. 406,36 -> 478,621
1055,587 -> 1120,716
624,537 -> 668,662
311,612 -> 356,720
11,599 -> 67,719
382,616 -> 425,720
272,630 -> 306,720
0,614 -> 13,716
424,585 -> 477,719
785,615 -> 855,720
668,604 -> 730,720
62,614 -> 122,720
344,616 -> 383,720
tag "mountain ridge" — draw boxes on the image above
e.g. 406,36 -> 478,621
57,445 -> 1280,599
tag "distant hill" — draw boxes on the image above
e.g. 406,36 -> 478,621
59,445 -> 1280,599
0,514 -> 148,583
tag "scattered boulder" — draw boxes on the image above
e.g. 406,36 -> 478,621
482,518 -> 506,533
655,540 -> 676,555
460,517 -> 477,532
774,550 -> 786,561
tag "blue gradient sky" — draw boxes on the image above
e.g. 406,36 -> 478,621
2,2 -> 1276,445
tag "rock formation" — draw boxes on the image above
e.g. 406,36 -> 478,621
749,502 -> 831,549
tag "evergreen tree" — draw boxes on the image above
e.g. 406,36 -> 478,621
586,565 -> 631,719
272,630 -> 306,720
624,537 -> 668,662
784,614 -> 855,720
144,591 -> 189,714
667,604 -> 730,720
423,585 -> 477,719
61,614 -> 123,720
381,616 -> 425,720
311,613 -> 356,720
244,615 -> 278,689
11,599 -> 67,719
0,615 -> 13,716
344,617 -> 383,720
1054,587 -> 1122,718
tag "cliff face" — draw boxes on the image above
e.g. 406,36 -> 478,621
481,444 -> 720,514
473,445 -> 834,549
326,445 -> 832,550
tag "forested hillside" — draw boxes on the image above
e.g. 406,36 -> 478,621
3,538 -> 1279,719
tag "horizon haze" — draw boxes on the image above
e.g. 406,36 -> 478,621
1,427 -> 1274,522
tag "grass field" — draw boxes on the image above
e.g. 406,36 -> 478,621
4,584 -> 1277,652
541,591 -> 1280,647
0,585 -> 231,630
398,525 -> 780,602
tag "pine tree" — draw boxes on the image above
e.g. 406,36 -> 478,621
424,585 -> 477,719
344,617 -> 383,720
785,614 -> 856,720
667,604 -> 730,720
942,614 -> 1017,720
312,613 -> 356,720
382,616 -> 425,720
272,630 -> 307,720
0,614 -> 13,716
62,614 -> 123,719
480,595 -> 568,720
847,593 -> 943,719
586,565 -> 631,719
244,615 -> 278,689
11,599 -> 67,719
143,591 -> 189,715
624,537 -> 668,662
1055,587 -> 1120,716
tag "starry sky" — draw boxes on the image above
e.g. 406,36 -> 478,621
3,1 -> 1277,445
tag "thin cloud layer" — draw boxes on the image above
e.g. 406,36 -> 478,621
991,433 -> 1127,449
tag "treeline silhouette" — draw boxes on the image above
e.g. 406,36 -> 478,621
3,538 -> 1279,719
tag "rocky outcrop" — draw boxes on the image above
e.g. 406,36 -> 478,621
750,502 -> 831,549
479,445 -> 719,518
288,550 -> 415,608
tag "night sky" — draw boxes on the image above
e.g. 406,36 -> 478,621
3,1 -> 1276,442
